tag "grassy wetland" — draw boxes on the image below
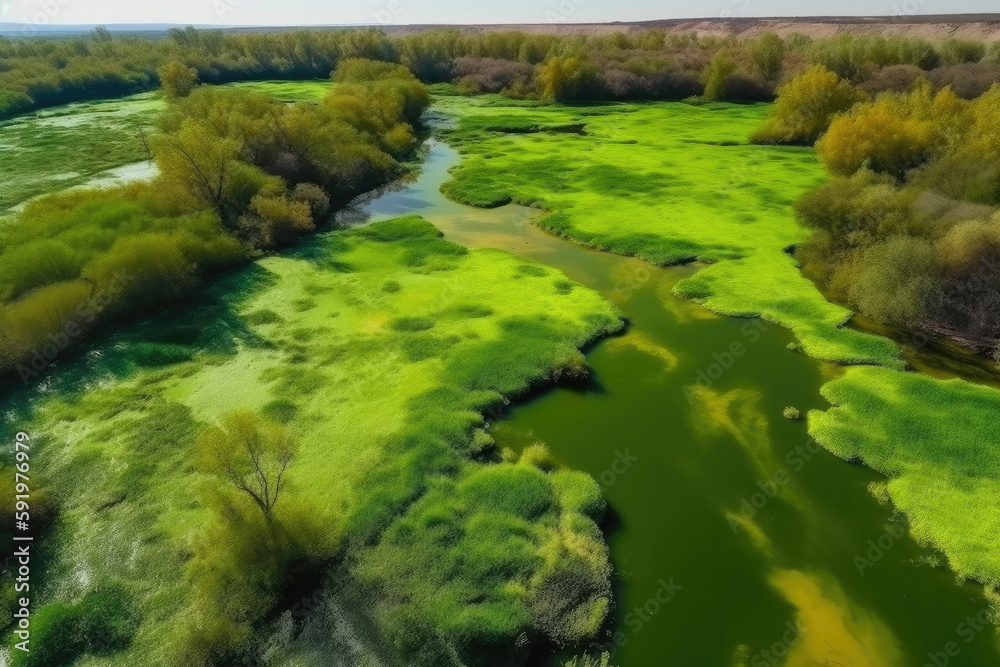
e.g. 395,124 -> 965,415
2,23 -> 1000,667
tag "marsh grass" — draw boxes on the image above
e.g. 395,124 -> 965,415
811,366 -> 1000,589
436,93 -> 901,367
11,215 -> 623,664
0,81 -> 333,214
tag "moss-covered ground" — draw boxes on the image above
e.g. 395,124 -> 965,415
7,215 -> 622,664
810,366 -> 1000,590
435,91 -> 1000,614
434,91 -> 901,367
0,80 -> 330,214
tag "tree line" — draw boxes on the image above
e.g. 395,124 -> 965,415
4,26 -> 1000,118
0,59 -> 429,381
753,65 -> 1000,358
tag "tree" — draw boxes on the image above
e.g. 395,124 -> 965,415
747,32 -> 786,82
154,122 -> 243,222
158,60 -> 199,100
702,50 -> 736,102
196,411 -> 297,520
751,65 -> 866,144
816,82 -> 953,178
537,55 -> 595,101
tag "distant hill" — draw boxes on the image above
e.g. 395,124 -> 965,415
3,15 -> 1000,40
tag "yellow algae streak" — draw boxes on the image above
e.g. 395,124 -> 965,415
656,277 -> 721,322
605,331 -> 678,371
725,511 -> 774,559
770,569 -> 904,667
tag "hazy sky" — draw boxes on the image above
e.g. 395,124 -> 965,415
2,0 -> 997,27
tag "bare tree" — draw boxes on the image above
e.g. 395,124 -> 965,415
197,410 -> 297,520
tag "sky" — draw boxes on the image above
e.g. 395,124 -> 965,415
2,0 -> 998,27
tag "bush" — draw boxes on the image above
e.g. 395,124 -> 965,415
747,32 -> 786,82
701,50 -> 736,102
11,586 -> 137,667
454,57 -> 534,94
928,63 -> 1000,99
751,65 -> 865,145
159,60 -> 199,100
846,235 -> 940,327
816,86 -> 944,178
858,64 -> 926,94
939,38 -> 986,66
537,55 -> 597,101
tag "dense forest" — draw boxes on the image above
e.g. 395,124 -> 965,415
0,58 -> 428,379
4,26 -> 1000,119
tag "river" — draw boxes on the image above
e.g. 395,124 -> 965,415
3,99 -> 998,665
346,133 -> 1000,666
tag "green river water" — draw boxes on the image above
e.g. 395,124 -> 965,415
353,135 -> 1000,666
2,107 -> 999,665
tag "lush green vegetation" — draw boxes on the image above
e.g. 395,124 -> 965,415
810,366 -> 1000,590
0,64 -> 426,381
5,213 -> 622,664
0,79 -> 331,214
755,64 -> 1000,358
5,26 -> 1000,119
435,90 -> 900,366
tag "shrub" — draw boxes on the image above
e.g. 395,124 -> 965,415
701,49 -> 736,102
747,32 -> 786,82
159,60 -> 199,100
816,88 -> 942,178
751,65 -> 865,145
858,64 -> 926,94
537,55 -> 597,101
928,63 -> 1000,99
11,586 -> 137,667
454,57 -> 535,94
847,235 -> 940,328
783,406 -> 801,421
939,38 -> 986,66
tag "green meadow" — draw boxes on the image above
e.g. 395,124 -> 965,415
810,367 -> 1000,589
435,90 -> 901,367
4,69 -> 1000,665
6,215 -> 622,664
0,80 -> 330,214
433,90 -> 1000,623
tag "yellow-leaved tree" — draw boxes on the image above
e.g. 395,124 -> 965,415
817,81 -> 966,178
751,64 -> 865,145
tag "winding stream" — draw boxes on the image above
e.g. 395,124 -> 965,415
348,135 -> 1000,666
3,96 -> 999,665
